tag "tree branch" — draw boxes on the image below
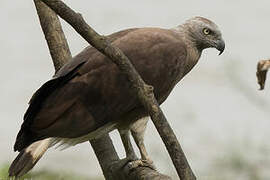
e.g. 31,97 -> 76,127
40,0 -> 196,179
90,134 -> 120,180
34,0 -> 72,72
34,1 -> 171,179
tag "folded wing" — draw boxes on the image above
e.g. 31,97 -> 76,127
14,28 -> 187,152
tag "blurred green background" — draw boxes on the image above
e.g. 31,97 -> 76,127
1,0 -> 270,179
0,164 -> 102,180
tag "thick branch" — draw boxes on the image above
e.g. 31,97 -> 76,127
34,0 -> 72,72
122,166 -> 172,180
40,0 -> 196,179
90,134 -> 120,180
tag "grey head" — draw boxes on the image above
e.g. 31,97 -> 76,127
177,16 -> 225,55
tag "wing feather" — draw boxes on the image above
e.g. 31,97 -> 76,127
14,28 -> 187,151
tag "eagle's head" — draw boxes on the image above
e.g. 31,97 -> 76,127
182,16 -> 225,55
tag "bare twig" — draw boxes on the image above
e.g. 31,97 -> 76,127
40,0 -> 196,179
34,1 -> 171,179
257,60 -> 270,90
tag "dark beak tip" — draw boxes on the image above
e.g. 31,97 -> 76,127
218,51 -> 222,56
218,50 -> 224,56
217,41 -> 225,56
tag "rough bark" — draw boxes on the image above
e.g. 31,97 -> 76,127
40,0 -> 196,179
90,134 -> 120,180
34,0 -> 72,72
34,1 -> 173,179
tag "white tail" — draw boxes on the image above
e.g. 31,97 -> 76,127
9,138 -> 52,177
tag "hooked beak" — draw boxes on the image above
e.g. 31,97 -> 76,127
216,39 -> 225,55
216,39 -> 225,56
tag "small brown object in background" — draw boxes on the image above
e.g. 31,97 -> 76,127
257,60 -> 270,90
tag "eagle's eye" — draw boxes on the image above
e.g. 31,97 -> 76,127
203,28 -> 211,35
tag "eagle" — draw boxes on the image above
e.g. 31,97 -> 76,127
9,16 -> 225,177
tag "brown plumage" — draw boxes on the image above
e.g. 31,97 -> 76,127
10,17 -> 225,177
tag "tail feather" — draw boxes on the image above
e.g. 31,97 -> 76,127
9,138 -> 52,177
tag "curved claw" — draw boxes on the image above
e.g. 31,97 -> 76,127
127,159 -> 156,170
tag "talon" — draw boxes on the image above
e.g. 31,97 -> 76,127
127,159 -> 156,170
142,158 -> 153,165
142,159 -> 156,170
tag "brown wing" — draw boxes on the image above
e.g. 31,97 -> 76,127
14,28 -> 187,152
54,28 -> 139,78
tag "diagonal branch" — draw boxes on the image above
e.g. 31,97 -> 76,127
34,0 -> 71,72
40,0 -> 196,179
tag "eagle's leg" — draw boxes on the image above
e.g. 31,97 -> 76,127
119,129 -> 137,161
129,117 -> 156,170
108,129 -> 138,172
130,117 -> 151,162
117,117 -> 155,170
